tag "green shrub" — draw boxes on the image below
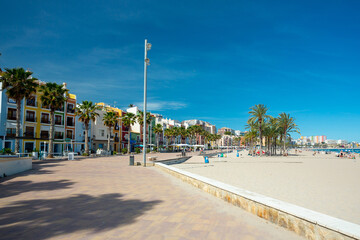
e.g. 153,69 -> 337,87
113,151 -> 117,155
3,148 -> 12,154
82,152 -> 89,156
135,148 -> 141,154
146,149 -> 150,153
121,148 -> 128,154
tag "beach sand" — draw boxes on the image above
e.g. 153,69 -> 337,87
173,150 -> 360,224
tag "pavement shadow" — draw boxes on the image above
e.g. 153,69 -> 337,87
0,179 -> 74,198
0,193 -> 162,239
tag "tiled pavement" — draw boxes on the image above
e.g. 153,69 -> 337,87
0,156 -> 302,239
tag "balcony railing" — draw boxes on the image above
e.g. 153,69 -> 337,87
67,108 -> 75,114
40,133 -> 49,139
26,100 -> 37,107
6,133 -> 16,137
55,121 -> 64,125
55,134 -> 64,140
67,121 -> 75,127
24,132 -> 35,138
66,134 -> 74,139
114,137 -> 120,142
26,117 -> 36,122
7,115 -> 16,120
41,118 -> 50,124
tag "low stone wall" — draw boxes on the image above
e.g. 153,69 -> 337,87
155,163 -> 360,240
0,158 -> 32,177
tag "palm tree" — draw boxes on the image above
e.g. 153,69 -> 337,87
39,82 -> 68,158
248,104 -> 270,156
137,111 -> 153,150
122,112 -> 136,154
179,126 -> 188,144
278,113 -> 300,155
186,126 -> 196,145
1,68 -> 38,153
193,125 -> 203,144
103,111 -> 118,152
153,124 -> 163,152
164,128 -> 172,147
75,101 -> 100,155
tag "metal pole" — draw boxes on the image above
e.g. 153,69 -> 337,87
143,39 -> 148,167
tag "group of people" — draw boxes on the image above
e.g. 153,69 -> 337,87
336,151 -> 357,159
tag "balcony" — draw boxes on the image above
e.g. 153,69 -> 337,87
26,117 -> 36,122
67,108 -> 75,114
26,99 -> 37,107
7,115 -> 16,120
40,133 -> 49,139
114,137 -> 120,142
67,120 -> 75,127
55,121 -> 64,126
6,133 -> 16,137
54,133 -> 64,140
24,132 -> 35,138
66,134 -> 74,139
41,118 -> 50,124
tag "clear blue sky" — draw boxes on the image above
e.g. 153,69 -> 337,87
1,0 -> 359,141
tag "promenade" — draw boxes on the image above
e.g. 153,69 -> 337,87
0,155 -> 301,239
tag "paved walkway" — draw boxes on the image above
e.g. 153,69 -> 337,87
0,156 -> 301,239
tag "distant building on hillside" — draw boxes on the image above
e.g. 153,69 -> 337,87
217,127 -> 235,136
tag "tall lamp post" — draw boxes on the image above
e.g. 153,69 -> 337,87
143,39 -> 151,167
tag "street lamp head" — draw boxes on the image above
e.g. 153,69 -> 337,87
145,58 -> 150,65
146,43 -> 152,51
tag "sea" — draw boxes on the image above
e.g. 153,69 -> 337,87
312,148 -> 360,154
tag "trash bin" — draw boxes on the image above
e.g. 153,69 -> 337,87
221,153 -> 223,158
236,153 -> 239,157
129,156 -> 134,166
68,152 -> 75,160
204,156 -> 209,164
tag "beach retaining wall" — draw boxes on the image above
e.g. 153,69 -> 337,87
0,158 -> 32,177
155,162 -> 360,240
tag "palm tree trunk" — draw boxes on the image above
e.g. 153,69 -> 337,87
107,127 -> 111,152
259,122 -> 262,156
48,111 -> 55,158
283,132 -> 287,156
128,131 -> 131,154
15,100 -> 21,153
85,122 -> 89,154
157,133 -> 159,152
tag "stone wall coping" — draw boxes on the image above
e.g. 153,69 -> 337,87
156,162 -> 360,239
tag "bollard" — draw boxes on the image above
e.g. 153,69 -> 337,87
129,155 -> 134,166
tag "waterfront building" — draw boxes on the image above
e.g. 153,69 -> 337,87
0,84 -> 24,152
91,103 -> 123,152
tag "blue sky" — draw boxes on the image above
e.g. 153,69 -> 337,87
1,0 -> 359,141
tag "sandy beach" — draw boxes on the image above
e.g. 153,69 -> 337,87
172,150 -> 360,225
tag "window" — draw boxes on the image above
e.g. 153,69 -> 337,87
41,113 -> 50,124
54,132 -> 64,140
56,105 -> 64,112
24,142 -> 34,153
66,130 -> 73,139
5,141 -> 12,149
7,108 -> 17,120
67,103 -> 75,113
6,128 -> 16,137
66,117 -> 74,126
24,126 -> 35,138
26,96 -> 36,107
26,111 -> 36,122
40,131 -> 49,139
100,129 -> 105,137
55,115 -> 62,125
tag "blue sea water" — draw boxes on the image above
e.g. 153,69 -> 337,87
312,148 -> 360,154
